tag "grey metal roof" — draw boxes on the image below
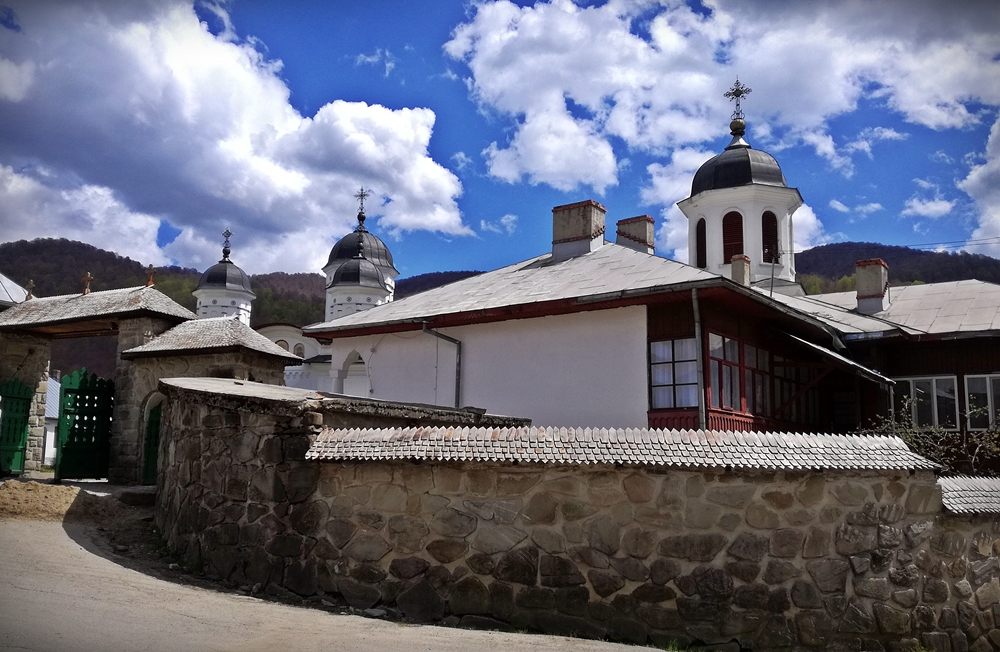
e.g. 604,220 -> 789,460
305,242 -> 718,333
756,288 -> 916,336
0,286 -> 196,329
691,145 -> 787,197
939,476 -> 1000,514
330,255 -> 386,290
121,317 -> 300,361
785,333 -> 894,385
0,272 -> 28,307
327,228 -> 397,277
197,259 -> 254,295
812,280 -> 1000,336
306,426 -> 937,470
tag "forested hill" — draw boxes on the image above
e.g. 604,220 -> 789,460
795,242 -> 1000,287
0,238 -> 480,327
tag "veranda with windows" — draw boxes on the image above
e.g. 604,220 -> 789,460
645,290 -> 891,433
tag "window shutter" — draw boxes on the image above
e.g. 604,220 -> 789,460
696,219 -> 707,268
762,211 -> 778,263
722,212 -> 743,262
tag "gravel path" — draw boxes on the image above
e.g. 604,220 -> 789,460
0,518 -> 652,652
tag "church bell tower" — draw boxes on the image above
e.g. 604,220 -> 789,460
677,80 -> 803,287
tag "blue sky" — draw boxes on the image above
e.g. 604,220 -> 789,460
1,0 -> 998,279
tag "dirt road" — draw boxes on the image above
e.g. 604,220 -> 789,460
0,518 -> 652,652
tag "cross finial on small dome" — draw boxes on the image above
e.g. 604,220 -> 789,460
724,78 -> 752,120
354,187 -> 371,232
222,228 -> 233,261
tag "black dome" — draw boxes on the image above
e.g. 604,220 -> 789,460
327,230 -> 397,274
690,120 -> 787,197
329,256 -> 386,290
198,259 -> 253,295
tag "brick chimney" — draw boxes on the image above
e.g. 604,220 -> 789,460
552,200 -> 606,260
856,259 -> 889,314
615,215 -> 655,254
731,254 -> 751,286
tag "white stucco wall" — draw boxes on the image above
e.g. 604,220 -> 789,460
326,306 -> 649,428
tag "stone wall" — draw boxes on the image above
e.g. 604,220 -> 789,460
157,397 -> 1000,651
0,333 -> 51,472
111,335 -> 287,484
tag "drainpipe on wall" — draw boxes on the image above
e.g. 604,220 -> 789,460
422,323 -> 462,409
691,289 -> 707,430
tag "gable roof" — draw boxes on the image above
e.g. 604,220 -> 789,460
304,243 -> 720,334
0,286 -> 195,330
811,280 -> 1000,336
121,317 -> 301,362
307,426 -> 936,471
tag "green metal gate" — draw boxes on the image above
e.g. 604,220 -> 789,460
56,369 -> 114,481
142,404 -> 161,485
0,379 -> 32,475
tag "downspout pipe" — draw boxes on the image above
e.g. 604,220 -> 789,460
691,289 -> 707,430
422,323 -> 462,408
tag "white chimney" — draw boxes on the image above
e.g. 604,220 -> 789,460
552,200 -> 606,260
856,258 -> 889,314
731,254 -> 751,286
615,215 -> 655,254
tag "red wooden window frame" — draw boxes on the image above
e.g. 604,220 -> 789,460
762,211 -> 779,263
695,219 -> 707,269
722,212 -> 743,262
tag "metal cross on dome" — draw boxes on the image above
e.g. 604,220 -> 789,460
222,228 -> 233,248
354,187 -> 371,213
724,78 -> 752,120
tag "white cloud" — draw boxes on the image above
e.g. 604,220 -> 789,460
902,197 -> 956,218
0,56 -> 33,101
961,117 -> 1000,256
791,204 -> 831,252
480,213 -> 518,235
447,0 -> 1000,226
451,151 -> 472,171
829,199 -> 850,213
0,1 -> 466,273
642,148 -> 716,262
856,203 -> 883,216
355,48 -> 396,77
0,165 -> 168,266
844,127 -> 909,158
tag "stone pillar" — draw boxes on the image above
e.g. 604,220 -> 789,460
109,317 -> 175,484
0,332 -> 51,472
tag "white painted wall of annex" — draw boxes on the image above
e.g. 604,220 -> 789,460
325,306 -> 649,428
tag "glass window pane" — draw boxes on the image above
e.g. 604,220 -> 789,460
745,369 -> 754,413
674,338 -> 697,361
652,386 -> 674,409
711,362 -> 720,408
745,345 -> 757,370
675,384 -> 698,408
894,381 -> 912,425
709,333 -> 724,359
968,376 -> 990,429
725,338 -> 739,363
722,365 -> 734,409
760,350 -> 770,372
650,341 -> 672,363
651,363 -> 673,386
914,380 -> 933,427
757,374 -> 769,416
936,378 -> 957,429
675,361 -> 697,384
992,377 -> 1000,425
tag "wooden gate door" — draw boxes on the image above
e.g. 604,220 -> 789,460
56,369 -> 114,481
0,379 -> 33,475
141,404 -> 161,485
